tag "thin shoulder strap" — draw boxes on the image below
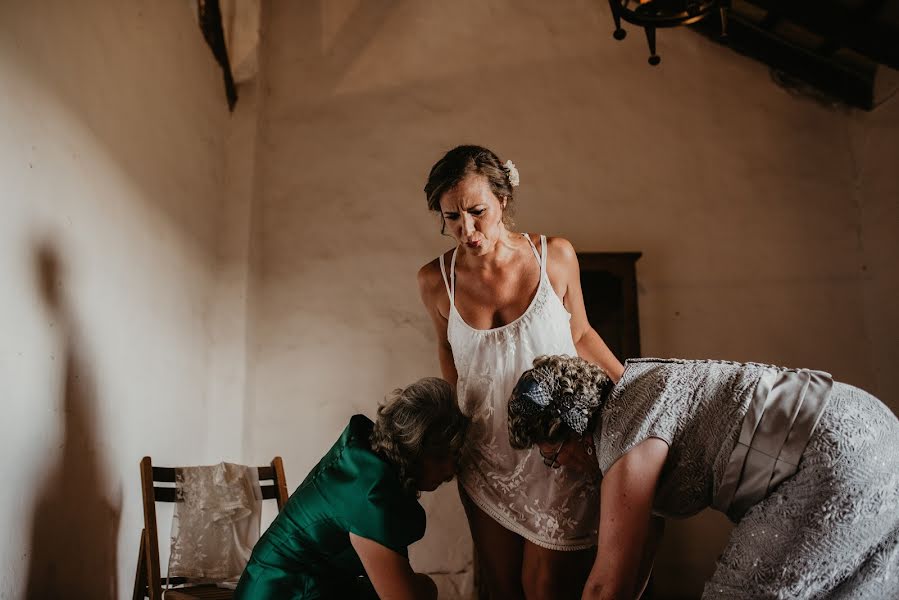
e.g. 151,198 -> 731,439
539,235 -> 548,272
449,246 -> 458,299
438,253 -> 452,301
523,233 -> 541,264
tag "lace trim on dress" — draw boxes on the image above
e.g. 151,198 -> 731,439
459,480 -> 598,551
167,462 -> 262,587
445,234 -> 595,549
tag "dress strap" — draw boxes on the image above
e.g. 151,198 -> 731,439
522,233 -> 542,265
522,233 -> 547,275
438,254 -> 452,301
539,235 -> 548,272
449,247 -> 458,300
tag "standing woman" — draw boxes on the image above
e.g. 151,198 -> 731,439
417,145 -> 625,599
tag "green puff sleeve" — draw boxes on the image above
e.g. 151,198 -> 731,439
336,443 -> 426,556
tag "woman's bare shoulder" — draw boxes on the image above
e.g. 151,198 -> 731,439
417,250 -> 454,300
545,236 -> 576,256
542,236 -> 579,269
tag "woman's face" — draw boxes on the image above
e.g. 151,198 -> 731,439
438,174 -> 507,256
414,452 -> 458,492
537,435 -> 599,475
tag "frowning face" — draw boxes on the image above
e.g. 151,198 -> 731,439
438,174 -> 508,257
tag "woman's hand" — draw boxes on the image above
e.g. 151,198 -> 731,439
350,533 -> 438,600
581,517 -> 664,600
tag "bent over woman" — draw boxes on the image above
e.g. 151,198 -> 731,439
509,355 -> 899,599
235,378 -> 469,600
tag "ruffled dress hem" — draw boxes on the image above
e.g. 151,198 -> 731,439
459,481 -> 597,552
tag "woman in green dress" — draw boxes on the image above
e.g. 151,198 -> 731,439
235,377 -> 469,600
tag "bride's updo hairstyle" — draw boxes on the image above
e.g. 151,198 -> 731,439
424,145 -> 516,230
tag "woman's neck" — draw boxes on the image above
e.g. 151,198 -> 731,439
456,228 -> 520,270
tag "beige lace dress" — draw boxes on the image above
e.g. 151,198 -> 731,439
439,234 -> 599,550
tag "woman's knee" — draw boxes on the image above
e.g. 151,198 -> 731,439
521,545 -> 593,600
521,566 -> 554,600
473,537 -> 525,600
524,565 -> 583,600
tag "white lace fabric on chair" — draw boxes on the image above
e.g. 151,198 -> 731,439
167,462 -> 262,588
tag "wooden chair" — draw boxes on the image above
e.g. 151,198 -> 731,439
133,456 -> 289,600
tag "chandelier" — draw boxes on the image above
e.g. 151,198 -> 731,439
608,0 -> 730,65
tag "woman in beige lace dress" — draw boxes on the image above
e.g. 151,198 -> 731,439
417,145 -> 624,599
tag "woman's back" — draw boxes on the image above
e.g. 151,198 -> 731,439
597,359 -> 770,518
235,415 -> 424,599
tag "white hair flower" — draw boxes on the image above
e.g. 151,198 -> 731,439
503,160 -> 520,187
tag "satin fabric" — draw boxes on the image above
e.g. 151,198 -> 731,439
234,415 -> 425,599
713,368 -> 833,521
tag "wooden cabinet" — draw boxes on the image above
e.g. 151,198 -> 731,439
577,252 -> 643,361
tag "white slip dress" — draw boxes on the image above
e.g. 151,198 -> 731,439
439,234 -> 599,550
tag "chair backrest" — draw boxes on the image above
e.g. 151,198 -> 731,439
133,456 -> 289,600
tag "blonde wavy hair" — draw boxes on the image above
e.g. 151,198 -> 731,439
370,377 -> 469,496
508,355 -> 611,449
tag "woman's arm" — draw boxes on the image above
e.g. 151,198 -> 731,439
350,533 -> 438,600
547,237 -> 625,382
582,438 -> 669,600
632,516 -> 665,599
417,259 -> 458,385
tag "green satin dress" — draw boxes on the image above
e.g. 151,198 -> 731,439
234,415 -> 426,599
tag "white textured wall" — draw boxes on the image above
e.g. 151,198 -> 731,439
2,1 -> 895,599
247,1 -> 897,598
851,90 -> 899,413
0,2 -> 229,598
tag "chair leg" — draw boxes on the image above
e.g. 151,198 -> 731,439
133,529 -> 147,600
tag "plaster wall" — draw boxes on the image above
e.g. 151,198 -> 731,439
851,88 -> 899,412
2,1 -> 894,599
0,2 -> 230,598
248,1 -> 896,598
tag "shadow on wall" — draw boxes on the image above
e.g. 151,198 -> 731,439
25,242 -> 121,600
0,1 -> 225,261
290,0 -> 400,102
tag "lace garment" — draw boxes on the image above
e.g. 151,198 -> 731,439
168,462 -> 263,586
598,359 -> 899,598
442,234 -> 599,550
597,358 -> 770,518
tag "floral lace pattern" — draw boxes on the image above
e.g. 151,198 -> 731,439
598,358 -> 772,518
444,235 -> 599,551
168,462 -> 262,585
705,383 -> 899,599
599,360 -> 899,597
